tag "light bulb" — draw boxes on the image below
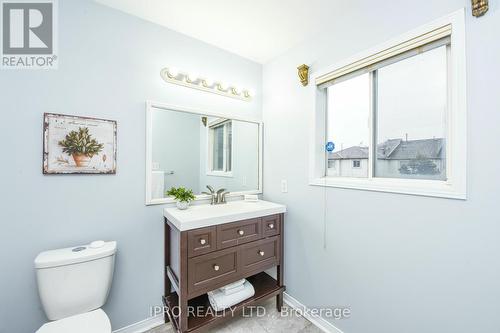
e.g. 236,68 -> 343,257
202,78 -> 213,87
217,82 -> 226,91
230,86 -> 239,95
243,89 -> 254,98
187,73 -> 199,83
168,67 -> 178,78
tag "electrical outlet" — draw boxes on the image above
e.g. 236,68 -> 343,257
152,162 -> 160,170
281,180 -> 288,193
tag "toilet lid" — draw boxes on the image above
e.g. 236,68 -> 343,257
37,309 -> 111,333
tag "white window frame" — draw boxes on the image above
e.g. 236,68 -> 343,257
309,9 -> 466,200
207,118 -> 233,177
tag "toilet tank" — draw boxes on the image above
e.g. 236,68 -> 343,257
34,241 -> 117,320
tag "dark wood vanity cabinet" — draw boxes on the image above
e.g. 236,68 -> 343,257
163,213 -> 285,333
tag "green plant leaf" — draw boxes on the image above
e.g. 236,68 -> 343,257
58,127 -> 104,157
165,187 -> 195,202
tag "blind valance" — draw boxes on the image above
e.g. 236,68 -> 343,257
316,24 -> 452,88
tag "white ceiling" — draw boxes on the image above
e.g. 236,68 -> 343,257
94,0 -> 340,64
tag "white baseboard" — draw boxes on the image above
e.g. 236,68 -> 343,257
283,293 -> 345,333
113,314 -> 166,333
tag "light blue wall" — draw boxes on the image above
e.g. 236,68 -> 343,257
152,109 -> 201,194
0,1 -> 261,332
263,1 -> 500,333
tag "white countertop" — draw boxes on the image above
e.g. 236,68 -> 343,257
164,200 -> 286,231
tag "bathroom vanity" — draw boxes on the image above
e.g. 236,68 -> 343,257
162,200 -> 286,333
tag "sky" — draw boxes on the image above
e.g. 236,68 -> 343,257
327,45 -> 447,152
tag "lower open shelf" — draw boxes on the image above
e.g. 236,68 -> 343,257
162,272 -> 285,333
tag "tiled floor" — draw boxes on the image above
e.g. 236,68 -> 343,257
147,298 -> 322,333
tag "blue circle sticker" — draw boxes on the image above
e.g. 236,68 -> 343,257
326,141 -> 335,152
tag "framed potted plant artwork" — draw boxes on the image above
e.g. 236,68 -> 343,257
43,113 -> 117,174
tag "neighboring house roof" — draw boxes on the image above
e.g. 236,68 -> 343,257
377,139 -> 401,159
329,138 -> 444,160
329,146 -> 368,159
383,138 -> 444,160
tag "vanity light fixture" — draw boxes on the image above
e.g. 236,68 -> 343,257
472,0 -> 488,17
160,68 -> 253,101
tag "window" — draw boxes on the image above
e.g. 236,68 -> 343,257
208,119 -> 232,175
326,46 -> 447,181
375,46 -> 447,181
327,73 -> 369,178
312,11 -> 466,199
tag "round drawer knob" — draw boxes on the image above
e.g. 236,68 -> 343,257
200,239 -> 206,245
258,250 -> 265,256
269,223 -> 274,229
238,230 -> 245,236
213,265 -> 220,271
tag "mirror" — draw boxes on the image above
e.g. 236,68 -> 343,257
146,102 -> 262,205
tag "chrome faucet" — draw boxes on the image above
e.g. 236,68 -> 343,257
202,185 -> 229,205
216,188 -> 228,204
220,190 -> 229,204
202,185 -> 217,205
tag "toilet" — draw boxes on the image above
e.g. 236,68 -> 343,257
34,240 -> 117,333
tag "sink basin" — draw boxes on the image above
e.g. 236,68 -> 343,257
163,200 -> 286,231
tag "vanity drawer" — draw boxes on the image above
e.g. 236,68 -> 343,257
188,247 -> 239,294
217,218 -> 262,249
187,226 -> 217,258
241,236 -> 280,274
262,214 -> 280,237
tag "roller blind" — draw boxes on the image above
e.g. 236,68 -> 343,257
316,24 -> 452,88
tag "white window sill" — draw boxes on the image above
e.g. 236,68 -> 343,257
206,171 -> 234,178
309,177 -> 466,200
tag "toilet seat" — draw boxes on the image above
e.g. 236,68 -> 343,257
36,309 -> 111,333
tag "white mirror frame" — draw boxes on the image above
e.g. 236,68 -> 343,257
145,101 -> 263,205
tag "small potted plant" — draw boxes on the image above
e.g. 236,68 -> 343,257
166,187 -> 196,210
58,127 -> 104,167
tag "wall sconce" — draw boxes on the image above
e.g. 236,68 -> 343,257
472,0 -> 488,17
160,68 -> 253,101
297,64 -> 310,86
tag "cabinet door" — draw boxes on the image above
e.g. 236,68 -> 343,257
187,226 -> 217,258
188,247 -> 239,295
240,236 -> 280,274
262,215 -> 280,237
217,218 -> 262,249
